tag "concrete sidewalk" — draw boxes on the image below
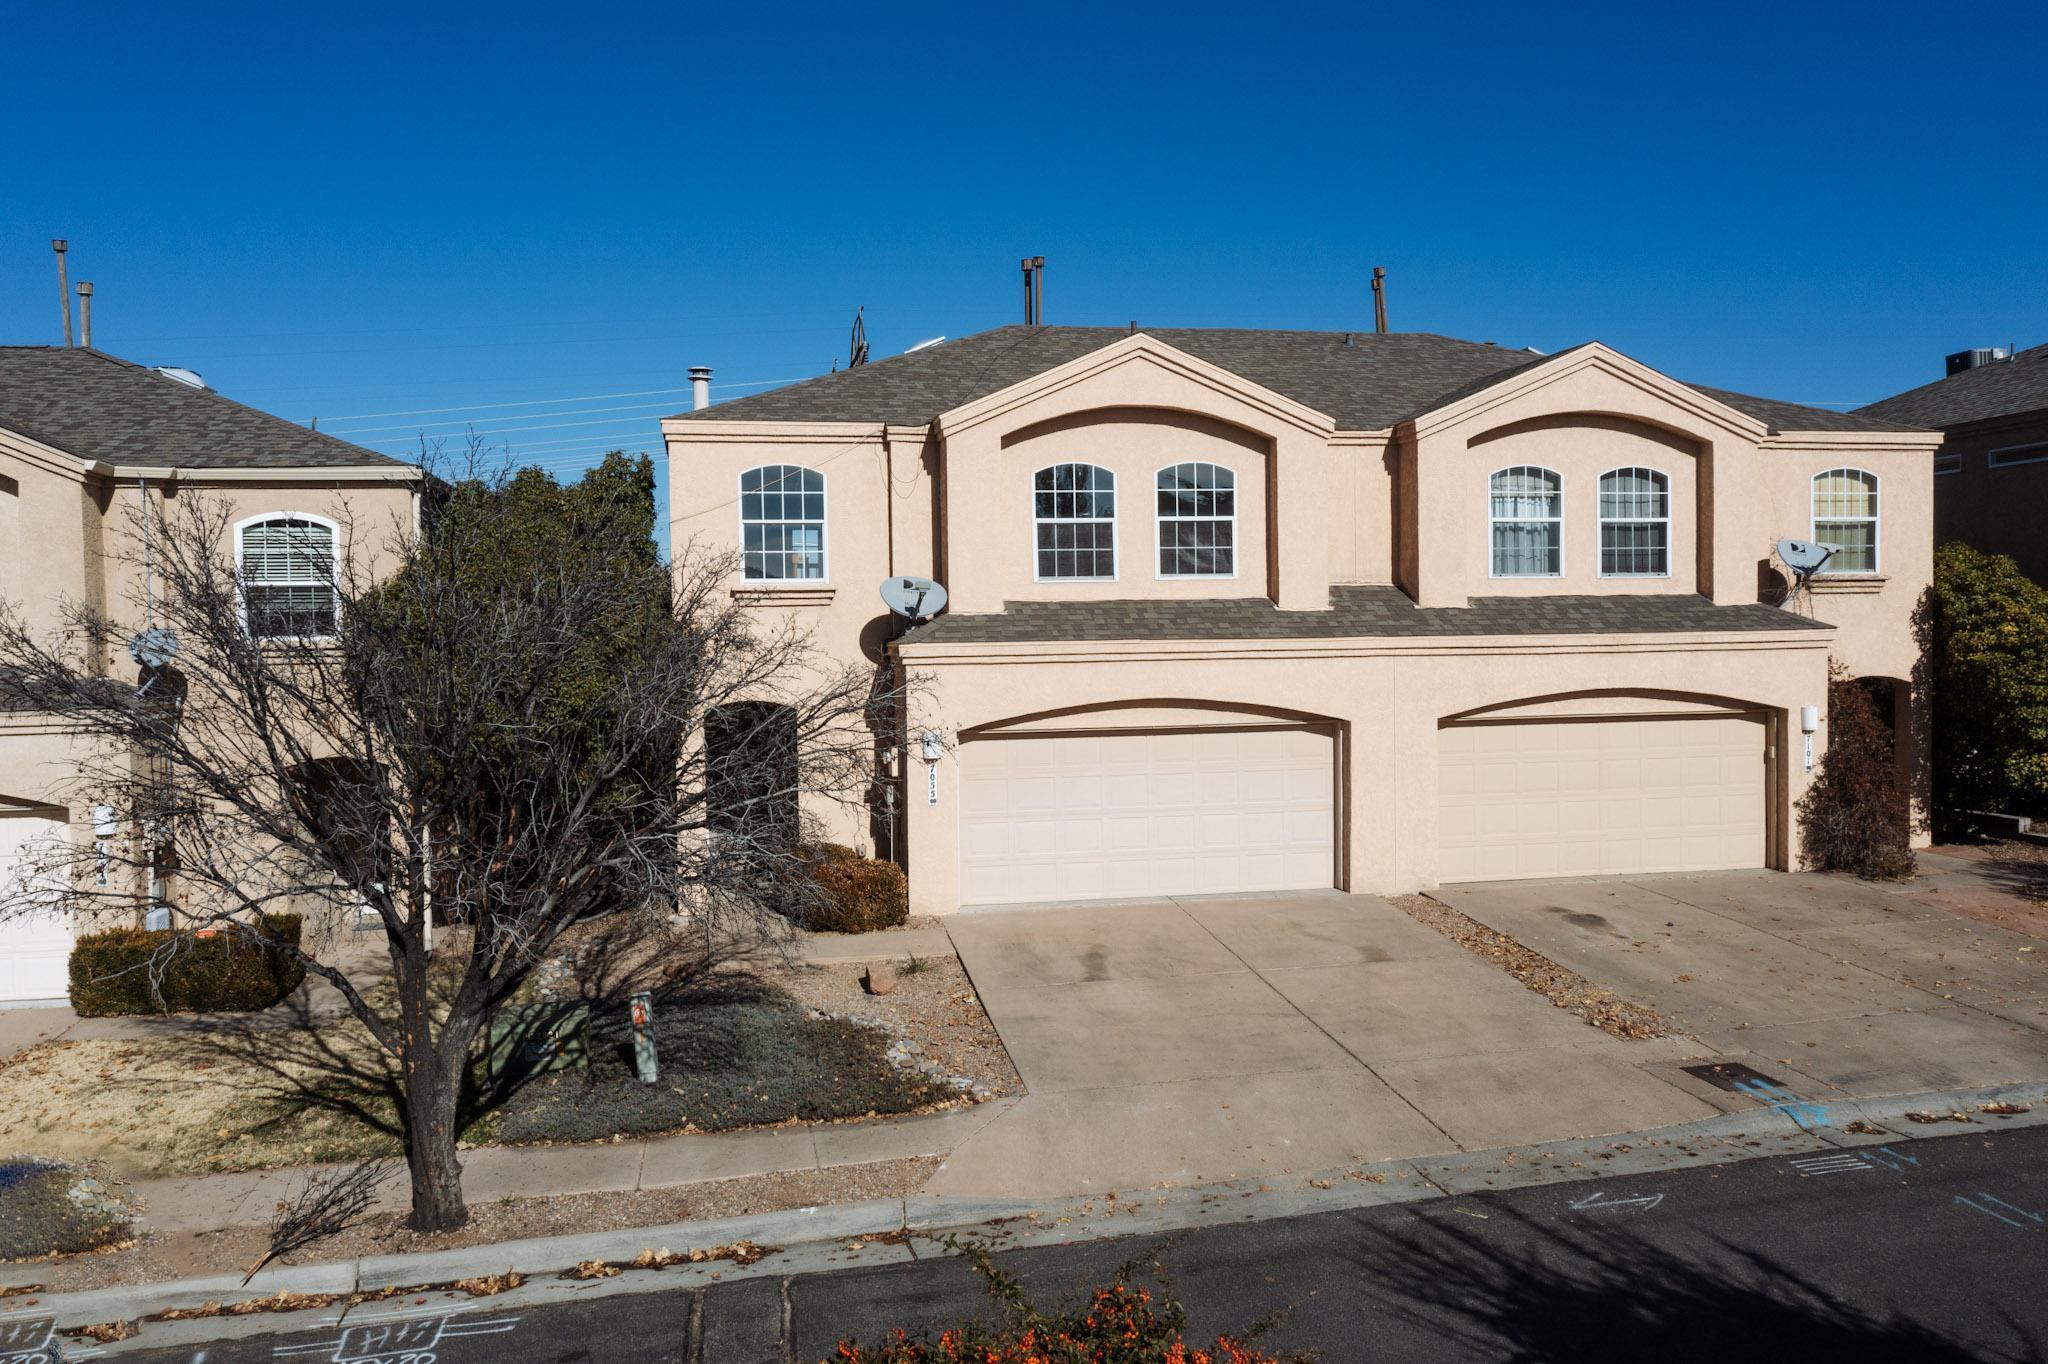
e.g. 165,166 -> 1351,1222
134,1097 -> 1015,1232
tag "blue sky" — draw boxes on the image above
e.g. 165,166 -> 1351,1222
4,1 -> 2044,511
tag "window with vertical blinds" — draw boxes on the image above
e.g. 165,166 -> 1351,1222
1812,469 -> 1879,573
1598,467 -> 1670,576
1489,466 -> 1563,577
239,517 -> 338,638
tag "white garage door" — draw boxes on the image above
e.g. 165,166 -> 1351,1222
958,726 -> 1336,905
1439,714 -> 1766,882
0,811 -> 74,1004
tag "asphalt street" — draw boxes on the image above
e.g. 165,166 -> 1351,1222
91,1123 -> 2048,1363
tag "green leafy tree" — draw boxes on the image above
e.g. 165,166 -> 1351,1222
1925,542 -> 2048,817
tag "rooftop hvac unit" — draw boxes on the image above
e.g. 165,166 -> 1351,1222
1947,347 -> 2011,376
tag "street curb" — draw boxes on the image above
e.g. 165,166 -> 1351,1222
17,1077 -> 2048,1351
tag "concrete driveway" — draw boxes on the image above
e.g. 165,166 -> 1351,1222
930,890 -> 1716,1197
1432,856 -> 2048,1098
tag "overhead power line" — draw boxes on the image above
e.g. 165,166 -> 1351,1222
311,375 -> 811,428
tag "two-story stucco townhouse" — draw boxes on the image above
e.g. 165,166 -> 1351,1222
0,346 -> 425,1002
665,325 -> 1940,917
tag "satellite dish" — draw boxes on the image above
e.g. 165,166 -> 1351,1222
1774,538 -> 1838,612
128,627 -> 180,669
1776,538 -> 1832,572
153,366 -> 207,390
879,575 -> 948,622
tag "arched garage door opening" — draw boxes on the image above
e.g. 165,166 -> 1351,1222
1438,698 -> 1772,882
0,804 -> 73,1004
957,706 -> 1340,906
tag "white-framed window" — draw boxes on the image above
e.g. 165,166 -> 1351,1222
1033,463 -> 1116,580
1597,466 -> 1671,577
739,465 -> 826,581
1812,468 -> 1880,573
1155,462 -> 1236,578
1989,441 -> 2048,469
236,514 -> 339,639
1489,466 -> 1563,577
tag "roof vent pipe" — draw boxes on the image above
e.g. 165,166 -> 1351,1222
1020,256 -> 1045,325
77,282 -> 94,348
689,366 -> 713,411
1371,266 -> 1388,335
52,239 -> 72,346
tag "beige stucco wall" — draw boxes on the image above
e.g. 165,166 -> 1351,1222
894,632 -> 1833,914
666,336 -> 1942,906
984,406 -> 1272,601
0,433 -> 422,929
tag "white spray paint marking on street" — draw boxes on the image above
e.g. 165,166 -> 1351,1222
1956,1193 -> 2045,1231
273,1307 -> 520,1364
1568,1191 -> 1665,1214
0,1310 -> 103,1364
1790,1153 -> 1874,1177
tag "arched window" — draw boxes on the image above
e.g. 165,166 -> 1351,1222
739,465 -> 826,581
1155,462 -> 1236,578
1597,467 -> 1670,577
1812,468 -> 1879,573
1489,467 -> 1563,577
237,515 -> 338,638
1033,463 -> 1116,580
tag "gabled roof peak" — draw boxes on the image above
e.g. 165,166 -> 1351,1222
676,324 -> 1914,435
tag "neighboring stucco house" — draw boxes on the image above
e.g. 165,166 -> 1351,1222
1858,343 -> 2048,584
0,346 -> 425,1002
665,325 -> 1939,916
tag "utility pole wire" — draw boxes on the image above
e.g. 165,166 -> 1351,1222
312,377 -> 809,425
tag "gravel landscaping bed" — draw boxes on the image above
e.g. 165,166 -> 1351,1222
1391,894 -> 1671,1040
0,1155 -> 942,1295
768,955 -> 1022,1099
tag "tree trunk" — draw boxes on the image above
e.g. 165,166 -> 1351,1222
402,1037 -> 470,1232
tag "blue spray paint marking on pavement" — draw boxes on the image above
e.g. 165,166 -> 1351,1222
1866,1146 -> 1920,1171
1733,1078 -> 1830,1130
1956,1194 -> 2045,1230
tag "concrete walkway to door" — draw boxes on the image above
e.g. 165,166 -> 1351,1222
929,890 -> 1716,1198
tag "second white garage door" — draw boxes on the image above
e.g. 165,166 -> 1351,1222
958,726 -> 1336,906
1438,714 -> 1767,882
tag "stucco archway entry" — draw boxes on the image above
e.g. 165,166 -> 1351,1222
1438,695 -> 1774,882
955,706 -> 1340,906
0,806 -> 73,1004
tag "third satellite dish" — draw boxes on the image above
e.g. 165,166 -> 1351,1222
879,575 -> 948,622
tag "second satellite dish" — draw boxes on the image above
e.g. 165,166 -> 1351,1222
1776,538 -> 1834,572
879,575 -> 948,622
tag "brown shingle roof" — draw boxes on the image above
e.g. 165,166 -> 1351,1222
0,347 -> 409,471
677,325 -> 1912,435
1857,343 -> 2048,429
901,585 -> 1828,646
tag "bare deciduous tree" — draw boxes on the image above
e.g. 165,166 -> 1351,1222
0,466 -> 899,1231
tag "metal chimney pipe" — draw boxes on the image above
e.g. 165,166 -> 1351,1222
1371,266 -> 1388,335
689,365 -> 712,411
1033,257 -> 1045,324
53,240 -> 72,346
1020,257 -> 1036,325
77,282 -> 94,348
